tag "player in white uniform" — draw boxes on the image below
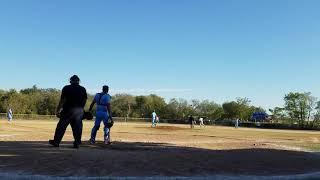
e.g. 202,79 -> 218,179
152,111 -> 157,127
235,118 -> 240,128
199,117 -> 205,127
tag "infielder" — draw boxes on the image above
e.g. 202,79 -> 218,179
235,118 -> 240,128
151,110 -> 157,127
7,108 -> 13,122
199,117 -> 205,127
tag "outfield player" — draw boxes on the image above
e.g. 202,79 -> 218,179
189,115 -> 195,129
199,117 -> 205,127
235,118 -> 240,128
7,108 -> 13,122
89,85 -> 113,144
151,111 -> 157,127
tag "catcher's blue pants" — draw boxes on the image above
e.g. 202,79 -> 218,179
90,111 -> 109,142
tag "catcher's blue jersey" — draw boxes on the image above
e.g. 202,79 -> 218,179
94,93 -> 111,113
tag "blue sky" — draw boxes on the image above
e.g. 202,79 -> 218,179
0,0 -> 320,110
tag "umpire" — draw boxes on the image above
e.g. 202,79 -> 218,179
49,75 -> 87,148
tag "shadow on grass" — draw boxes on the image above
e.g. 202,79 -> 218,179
0,141 -> 320,177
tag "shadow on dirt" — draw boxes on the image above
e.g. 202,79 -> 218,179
0,141 -> 320,177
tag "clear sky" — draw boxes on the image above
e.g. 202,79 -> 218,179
0,0 -> 319,110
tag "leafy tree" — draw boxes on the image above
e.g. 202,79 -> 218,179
313,101 -> 320,125
112,94 -> 136,118
269,107 -> 286,121
144,94 -> 167,118
222,101 -> 240,119
284,92 -> 316,125
134,96 -> 147,117
196,100 -> 223,120
0,86 -> 318,130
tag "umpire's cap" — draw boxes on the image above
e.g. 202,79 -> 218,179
70,75 -> 80,84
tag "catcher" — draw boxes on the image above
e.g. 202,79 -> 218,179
89,85 -> 113,144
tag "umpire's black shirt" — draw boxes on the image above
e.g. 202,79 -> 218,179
61,84 -> 87,111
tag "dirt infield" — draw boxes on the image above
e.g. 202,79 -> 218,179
0,120 -> 320,179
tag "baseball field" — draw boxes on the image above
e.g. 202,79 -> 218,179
0,119 -> 320,179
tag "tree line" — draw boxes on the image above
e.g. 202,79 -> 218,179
1,86 -> 320,126
0,86 -> 263,120
269,92 -> 320,127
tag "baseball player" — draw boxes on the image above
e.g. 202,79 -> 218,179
199,117 -> 205,127
89,85 -> 113,144
151,111 -> 157,127
7,108 -> 13,122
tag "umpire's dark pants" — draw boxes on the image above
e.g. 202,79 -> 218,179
53,107 -> 84,145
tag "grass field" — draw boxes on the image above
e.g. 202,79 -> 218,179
0,119 -> 320,179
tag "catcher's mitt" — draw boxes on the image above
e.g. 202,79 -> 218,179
106,120 -> 114,128
83,111 -> 93,120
